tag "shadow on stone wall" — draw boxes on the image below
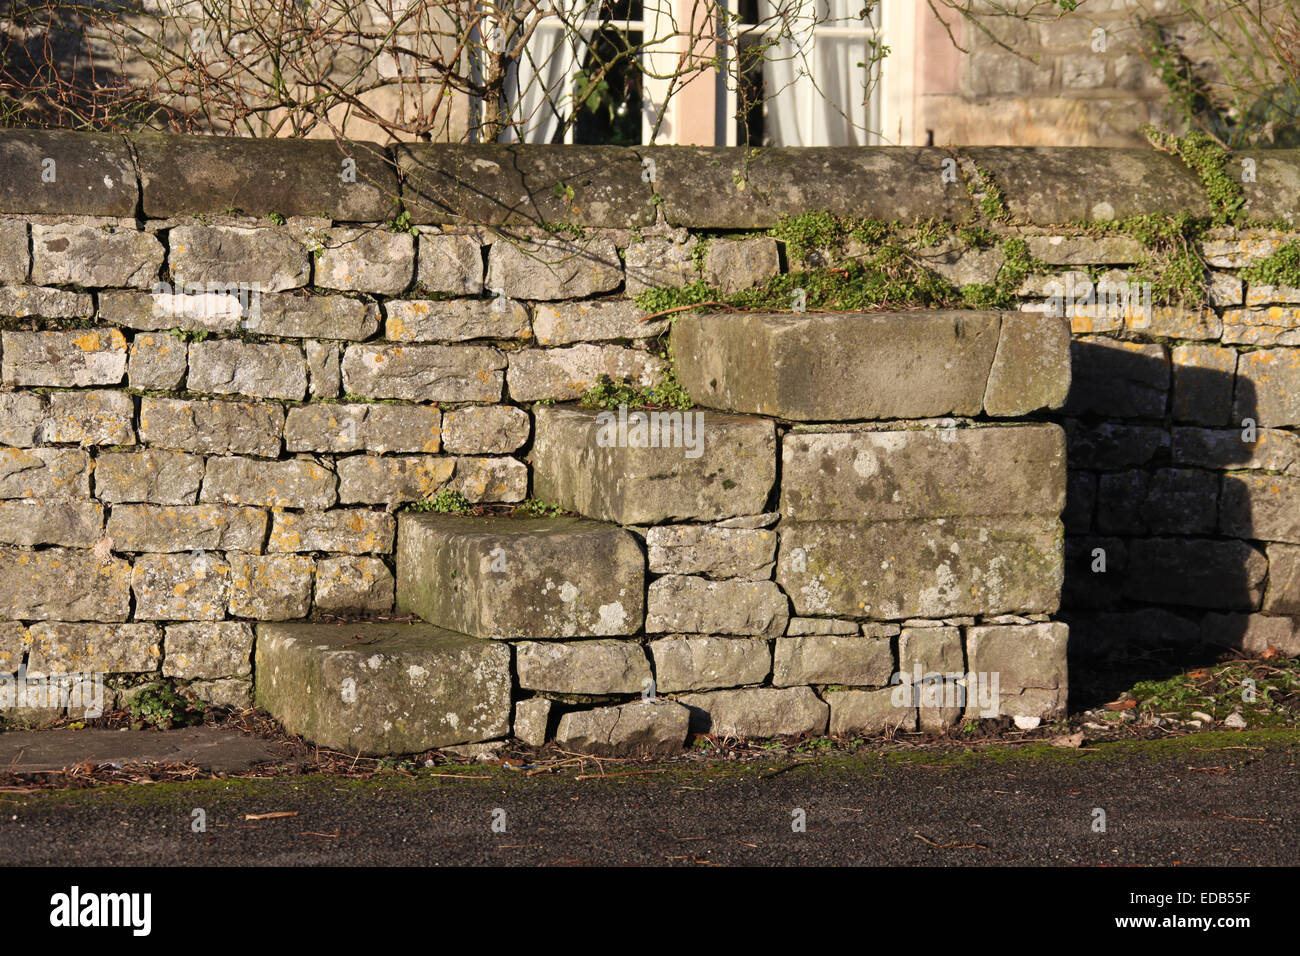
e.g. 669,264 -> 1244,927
1058,339 -> 1273,707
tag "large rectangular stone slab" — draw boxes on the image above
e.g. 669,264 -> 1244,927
515,640 -> 650,695
671,311 -> 1003,421
780,424 -> 1066,521
397,514 -> 644,640
134,133 -> 397,219
777,518 -> 1063,619
0,130 -> 137,215
646,576 -> 789,637
648,636 -> 772,692
531,404 -> 775,524
255,622 -> 511,755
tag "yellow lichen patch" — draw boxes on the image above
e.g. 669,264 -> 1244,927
73,331 -> 104,352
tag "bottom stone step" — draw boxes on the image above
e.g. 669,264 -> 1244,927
255,622 -> 511,755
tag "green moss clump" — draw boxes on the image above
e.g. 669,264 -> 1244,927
407,489 -> 473,514
1143,126 -> 1245,224
1241,240 -> 1300,287
579,359 -> 695,411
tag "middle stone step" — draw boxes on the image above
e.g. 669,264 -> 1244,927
397,514 -> 645,640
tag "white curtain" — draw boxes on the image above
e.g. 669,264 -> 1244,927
757,0 -> 874,146
500,0 -> 601,143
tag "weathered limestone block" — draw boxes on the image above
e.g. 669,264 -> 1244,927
255,621 -> 511,754
201,457 -> 337,509
1264,543 -> 1300,615
649,636 -> 771,692
534,298 -> 668,344
515,640 -> 650,694
827,688 -> 917,735
506,345 -> 663,402
787,618 -> 860,636
1096,469 -> 1217,536
1235,348 -> 1300,427
1171,344 -> 1237,425
0,547 -> 129,621
169,224 -> 310,292
341,343 -> 505,401
1129,306 -> 1222,341
486,236 -> 622,300
187,678 -> 253,709
0,448 -> 91,498
1172,427 -> 1300,477
982,312 -> 1072,415
1066,338 -> 1168,418
139,397 -> 283,457
777,518 -> 1063,619
95,448 -> 204,504
445,456 -> 528,503
646,524 -> 776,579
1220,474 -> 1300,544
398,143 -> 655,227
1,329 -> 127,387
1199,612 -> 1300,657
315,228 -> 414,295
965,623 -> 1068,719
781,424 -> 1065,521
0,500 -> 102,547
1223,306 -> 1300,347
1246,284 -> 1300,306
554,699 -> 691,756
285,403 -> 441,454
229,554 -> 315,620
133,133 -> 398,220
43,390 -> 135,445
646,576 -> 788,637
98,288 -> 248,333
335,455 -> 455,506
132,552 -> 230,620
0,285 -> 92,318
623,238 -> 698,296
703,237 -> 779,294
0,218 -> 28,281
31,222 -> 164,288
105,504 -> 267,553
268,509 -> 395,554
674,686 -> 828,738
0,129 -> 137,215
1123,537 -> 1267,610
772,634 -> 893,687
0,393 -> 46,447
1024,234 -> 1144,264
25,623 -> 161,677
163,623 -> 255,679
1066,421 -> 1171,470
314,556 -> 394,614
441,406 -> 530,453
531,404 -> 775,523
188,340 -> 307,401
898,626 -> 964,677
672,311 -> 1018,421
513,698 -> 552,746
386,299 -> 529,342
306,341 -> 341,398
397,514 -> 644,639
129,333 -> 189,390
416,234 -> 483,294
243,293 -> 380,340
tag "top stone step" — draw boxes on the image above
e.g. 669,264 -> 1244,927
670,310 -> 1070,422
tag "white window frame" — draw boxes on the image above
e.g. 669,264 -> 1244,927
509,0 -> 916,146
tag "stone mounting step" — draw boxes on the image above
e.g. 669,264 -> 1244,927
531,404 -> 776,524
396,513 -> 644,640
254,621 -> 510,755
669,310 -> 1070,421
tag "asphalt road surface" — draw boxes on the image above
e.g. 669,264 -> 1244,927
2,732 -> 1296,866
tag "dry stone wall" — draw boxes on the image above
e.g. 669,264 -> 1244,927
0,129 -> 1296,752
